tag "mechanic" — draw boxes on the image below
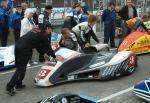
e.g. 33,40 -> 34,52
126,16 -> 149,32
10,5 -> 23,42
0,0 -> 13,46
72,15 -> 99,53
6,22 -> 57,96
38,5 -> 53,62
118,16 -> 149,46
60,28 -> 78,51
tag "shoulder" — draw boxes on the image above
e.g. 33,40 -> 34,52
79,22 -> 88,26
121,6 -> 128,10
132,6 -> 136,10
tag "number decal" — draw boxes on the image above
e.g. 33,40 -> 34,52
128,55 -> 135,67
36,69 -> 51,79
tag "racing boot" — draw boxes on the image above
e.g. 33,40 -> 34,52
6,87 -> 16,96
16,84 -> 26,91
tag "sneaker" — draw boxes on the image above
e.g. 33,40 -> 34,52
31,61 -> 38,65
6,88 -> 16,96
27,63 -> 31,67
16,84 -> 26,91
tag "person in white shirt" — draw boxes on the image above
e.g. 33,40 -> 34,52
20,8 -> 37,66
20,8 -> 35,37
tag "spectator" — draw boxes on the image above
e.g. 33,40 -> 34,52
10,5 -> 23,42
102,2 -> 116,48
33,7 -> 40,25
20,8 -> 35,37
21,2 -> 28,16
60,28 -> 78,50
63,3 -> 82,29
39,5 -> 53,24
0,0 -> 13,47
77,2 -> 92,23
120,0 -> 137,35
20,8 -> 37,66
115,6 -> 121,28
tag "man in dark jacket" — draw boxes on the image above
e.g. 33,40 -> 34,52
0,0 -> 12,46
6,23 -> 57,96
38,5 -> 53,62
10,5 -> 23,42
33,7 -> 40,25
42,5 -> 52,23
120,0 -> 137,35
102,2 -> 116,48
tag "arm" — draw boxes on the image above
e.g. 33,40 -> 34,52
6,0 -> 12,11
10,14 -> 15,28
21,19 -> 33,36
42,35 -> 56,58
91,30 -> 99,43
141,23 -> 149,32
101,10 -> 106,22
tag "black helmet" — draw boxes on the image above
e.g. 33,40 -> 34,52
38,22 -> 52,31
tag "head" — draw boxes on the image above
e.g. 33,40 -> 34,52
1,0 -> 7,8
16,5 -> 22,14
21,2 -> 28,11
142,15 -> 148,22
44,23 -> 52,35
45,5 -> 53,15
61,28 -> 70,39
73,3 -> 82,12
88,15 -> 97,26
115,6 -> 120,12
35,7 -> 40,14
126,0 -> 132,7
24,8 -> 34,19
108,2 -> 115,10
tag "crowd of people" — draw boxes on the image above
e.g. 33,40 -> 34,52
0,0 -> 148,96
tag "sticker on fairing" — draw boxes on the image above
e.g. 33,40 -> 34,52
68,75 -> 75,80
36,69 -> 51,79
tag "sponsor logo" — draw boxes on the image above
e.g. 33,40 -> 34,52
68,75 -> 75,80
90,61 -> 105,68
36,69 -> 51,79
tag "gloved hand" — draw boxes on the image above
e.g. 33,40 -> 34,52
84,43 -> 91,48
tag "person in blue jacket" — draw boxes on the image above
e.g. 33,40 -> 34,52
102,2 -> 116,48
10,5 -> 23,42
0,0 -> 12,46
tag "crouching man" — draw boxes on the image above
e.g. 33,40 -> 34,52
6,22 -> 58,96
72,15 -> 100,53
60,28 -> 78,51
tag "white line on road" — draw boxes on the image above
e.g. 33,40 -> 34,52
98,86 -> 134,102
0,65 -> 42,76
